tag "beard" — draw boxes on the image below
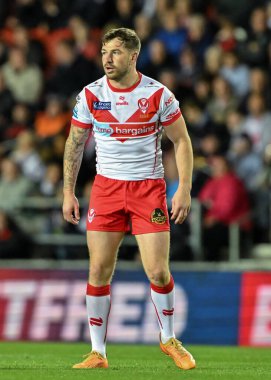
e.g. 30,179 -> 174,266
104,63 -> 130,81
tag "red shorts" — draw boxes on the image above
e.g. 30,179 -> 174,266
86,175 -> 170,234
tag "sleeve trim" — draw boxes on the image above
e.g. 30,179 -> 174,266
161,110 -> 182,127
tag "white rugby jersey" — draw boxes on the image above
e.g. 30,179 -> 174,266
72,72 -> 181,180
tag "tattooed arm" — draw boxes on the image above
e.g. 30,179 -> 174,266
63,124 -> 90,225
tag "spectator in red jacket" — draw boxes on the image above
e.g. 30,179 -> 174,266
198,155 -> 251,260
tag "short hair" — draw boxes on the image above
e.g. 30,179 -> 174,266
102,28 -> 141,53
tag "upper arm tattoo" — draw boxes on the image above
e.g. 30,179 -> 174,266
63,125 -> 90,191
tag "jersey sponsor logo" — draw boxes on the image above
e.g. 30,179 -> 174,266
116,96 -> 129,106
93,101 -> 111,110
115,125 -> 155,137
93,122 -> 114,136
93,121 -> 157,138
88,208 -> 96,223
138,98 -> 149,114
165,108 -> 180,120
162,308 -> 174,316
165,95 -> 174,107
89,317 -> 103,326
151,208 -> 167,224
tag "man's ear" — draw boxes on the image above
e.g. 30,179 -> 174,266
131,51 -> 138,64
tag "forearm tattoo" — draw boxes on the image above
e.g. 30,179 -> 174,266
63,125 -> 89,192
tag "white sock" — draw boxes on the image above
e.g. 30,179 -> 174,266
150,275 -> 175,344
86,283 -> 111,357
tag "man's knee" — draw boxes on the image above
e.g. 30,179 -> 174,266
147,269 -> 171,286
89,263 -> 114,284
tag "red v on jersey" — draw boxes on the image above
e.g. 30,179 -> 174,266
126,87 -> 164,123
83,87 -> 164,141
85,88 -> 118,123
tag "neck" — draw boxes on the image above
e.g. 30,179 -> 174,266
108,69 -> 139,89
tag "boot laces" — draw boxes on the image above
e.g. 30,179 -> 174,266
82,351 -> 104,360
170,339 -> 188,358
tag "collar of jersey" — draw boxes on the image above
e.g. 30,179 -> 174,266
106,72 -> 142,92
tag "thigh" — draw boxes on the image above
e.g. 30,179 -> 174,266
87,230 -> 124,285
87,175 -> 129,232
136,231 -> 170,283
128,178 -> 170,235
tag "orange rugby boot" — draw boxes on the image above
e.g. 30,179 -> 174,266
72,351 -> 109,369
160,336 -> 196,370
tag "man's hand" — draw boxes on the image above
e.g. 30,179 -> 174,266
63,193 -> 80,225
170,186 -> 191,224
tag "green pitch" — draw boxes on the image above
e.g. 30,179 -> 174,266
0,342 -> 271,380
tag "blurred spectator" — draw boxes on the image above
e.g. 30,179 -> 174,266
0,157 -> 34,211
154,9 -> 187,63
220,51 -> 250,98
70,0 -> 114,28
157,68 -> 182,100
198,155 -> 251,260
40,0 -> 70,30
46,39 -> 99,99
12,24 -> 45,68
238,7 -> 270,67
185,97 -> 230,152
35,95 -> 70,138
183,101 -> 209,149
39,161 -> 62,197
225,109 -> 246,150
228,133 -> 263,191
12,0 -> 44,28
207,76 -> 239,125
111,0 -> 135,29
215,18 -> 238,52
5,103 -> 32,140
204,45 -> 222,77
0,70 -> 14,140
163,147 -> 193,261
144,39 -> 173,79
199,133 -> 226,158
10,130 -> 45,183
241,67 -> 271,111
0,39 -> 8,66
242,92 -> 271,153
253,143 -> 271,242
1,46 -> 43,104
192,76 -> 211,108
134,13 -> 152,70
177,46 -> 199,98
0,209 -> 32,258
68,16 -> 100,62
213,0 -> 262,27
186,14 -> 213,63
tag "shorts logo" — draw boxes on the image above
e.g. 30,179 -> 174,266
93,101 -> 111,110
151,208 -> 167,224
88,208 -> 96,223
138,98 -> 149,114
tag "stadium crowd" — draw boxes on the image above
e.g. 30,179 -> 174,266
0,0 -> 271,261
